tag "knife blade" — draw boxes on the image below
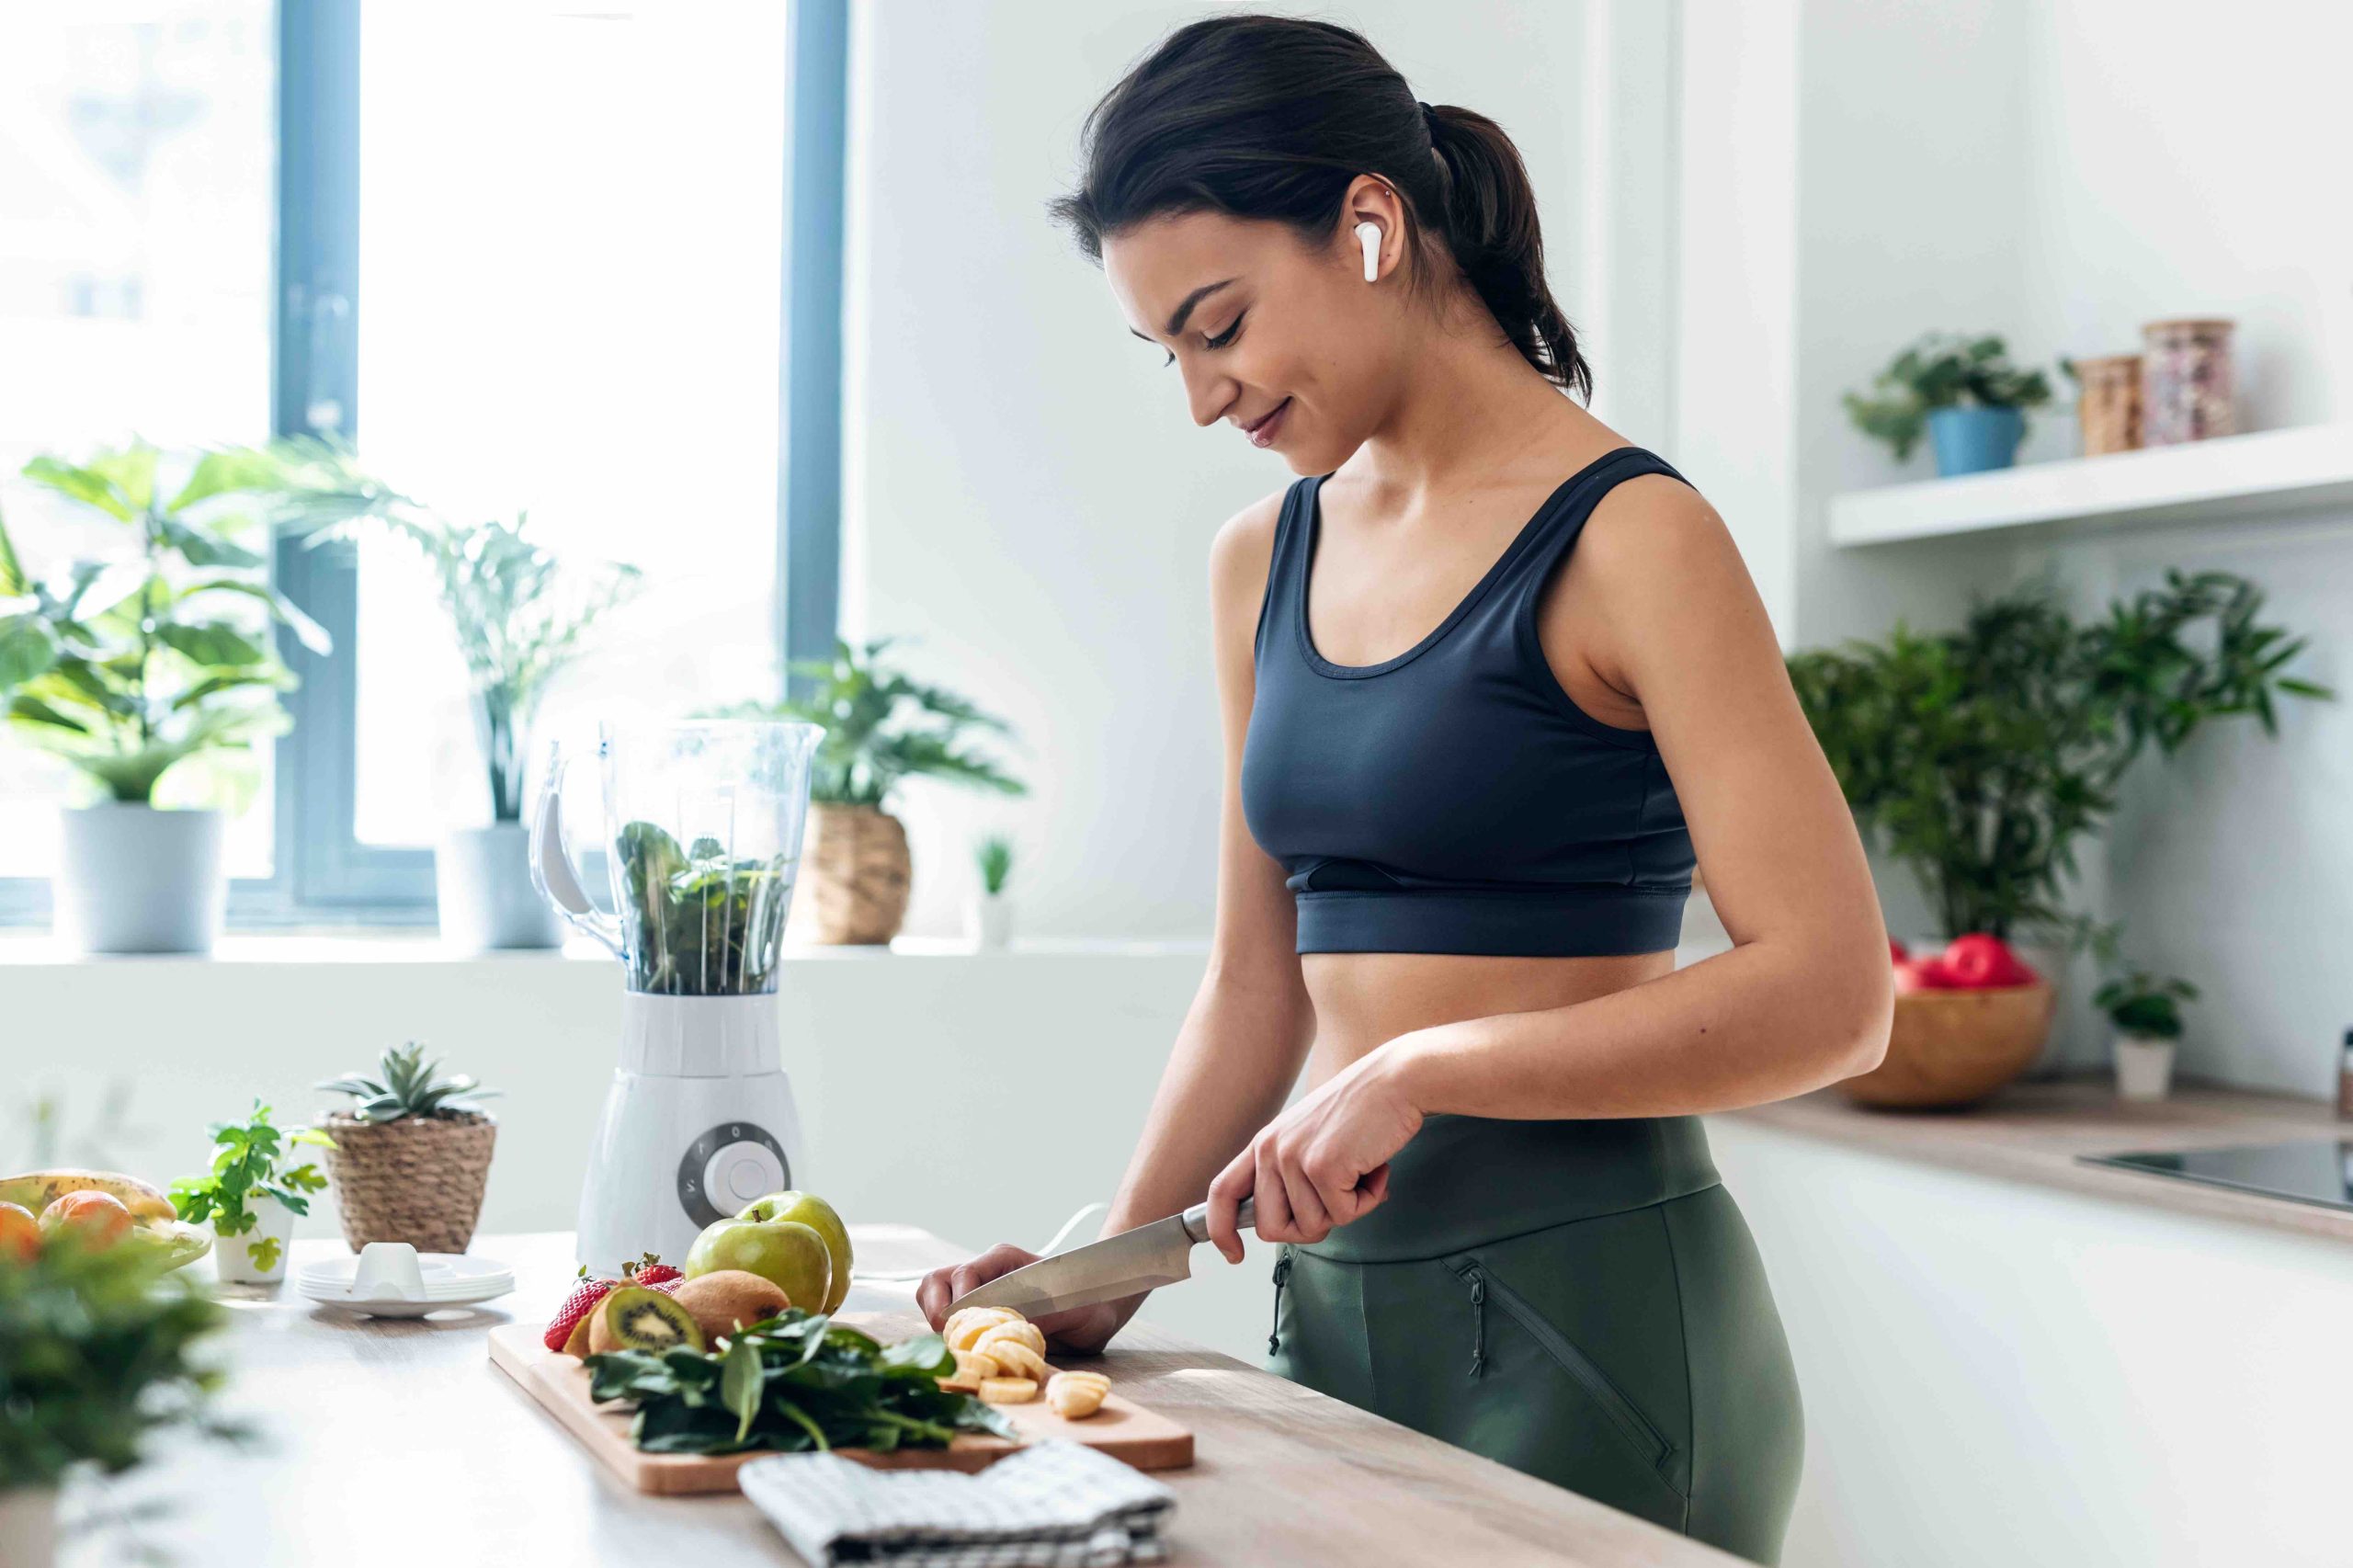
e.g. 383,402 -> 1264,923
945,1196 -> 1257,1319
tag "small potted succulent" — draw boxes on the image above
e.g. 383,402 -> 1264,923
2096,969 -> 2199,1102
1843,332 -> 2055,476
0,444 -> 332,954
0,1229 -> 233,1568
168,1102 -> 334,1286
970,832 -> 1015,950
716,636 -> 1026,946
315,1042 -> 500,1255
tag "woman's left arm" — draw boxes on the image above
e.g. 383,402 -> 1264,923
1203,477 -> 1893,1253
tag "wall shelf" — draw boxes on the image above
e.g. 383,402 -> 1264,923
1827,423 -> 2353,547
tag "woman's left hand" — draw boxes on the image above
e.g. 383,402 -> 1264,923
1201,1038 -> 1427,1259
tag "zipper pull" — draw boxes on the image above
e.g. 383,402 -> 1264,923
1268,1250 -> 1293,1355
1466,1267 -> 1487,1379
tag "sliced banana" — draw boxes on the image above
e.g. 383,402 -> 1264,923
944,1307 -> 1022,1352
1046,1370 -> 1111,1418
982,1338 -> 1049,1382
978,1376 -> 1038,1404
939,1346 -> 998,1391
972,1320 -> 1047,1361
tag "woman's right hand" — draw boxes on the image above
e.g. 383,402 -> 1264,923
915,1243 -> 1131,1358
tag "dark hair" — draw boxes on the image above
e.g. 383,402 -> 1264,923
1050,14 -> 1592,403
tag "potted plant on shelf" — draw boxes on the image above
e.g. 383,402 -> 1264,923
1843,332 -> 2055,476
314,1042 -> 499,1256
1789,574 -> 2325,1105
714,636 -> 1026,946
168,1102 -> 334,1286
971,832 -> 1015,949
0,444 -> 332,954
0,1228 -> 233,1568
2095,968 -> 2199,1102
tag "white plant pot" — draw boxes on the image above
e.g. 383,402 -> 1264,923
438,823 -> 563,952
213,1192 -> 295,1285
0,1488 -> 58,1568
2114,1033 -> 2177,1101
54,802 -> 226,955
969,890 -> 1013,950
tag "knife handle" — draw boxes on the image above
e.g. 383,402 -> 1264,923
1178,1195 -> 1256,1244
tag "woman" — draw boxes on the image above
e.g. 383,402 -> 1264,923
916,17 -> 1890,1562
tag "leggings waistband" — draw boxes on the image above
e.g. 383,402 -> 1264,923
1299,1113 -> 1722,1263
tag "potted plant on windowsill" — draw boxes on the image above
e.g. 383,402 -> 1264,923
1789,573 -> 2325,1103
0,1228 -> 234,1568
2095,968 -> 2198,1102
970,832 -> 1015,949
1843,332 -> 2055,476
0,445 -> 332,954
714,636 -> 1027,946
315,1042 -> 500,1256
168,1102 -> 334,1286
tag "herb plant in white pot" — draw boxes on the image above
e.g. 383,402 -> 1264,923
168,1102 -> 334,1286
0,445 -> 331,954
2096,968 -> 2198,1102
969,832 -> 1015,949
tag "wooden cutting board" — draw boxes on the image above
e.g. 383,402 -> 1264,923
487,1317 -> 1193,1495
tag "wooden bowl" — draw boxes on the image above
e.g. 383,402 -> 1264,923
1837,981 -> 2055,1109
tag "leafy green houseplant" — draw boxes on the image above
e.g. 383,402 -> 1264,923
2097,968 -> 2199,1101
713,637 -> 1027,946
970,832 -> 1015,950
313,1043 -> 500,1256
0,1229 -> 235,1549
169,1103 -> 334,1283
1788,572 -> 2328,944
1844,332 -> 2054,472
0,444 -> 333,954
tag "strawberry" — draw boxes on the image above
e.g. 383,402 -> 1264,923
545,1267 -> 620,1352
631,1253 -> 684,1289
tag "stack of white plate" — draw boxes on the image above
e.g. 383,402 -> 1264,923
297,1252 -> 516,1317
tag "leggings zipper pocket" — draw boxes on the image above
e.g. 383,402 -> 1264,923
1446,1256 -> 1674,1471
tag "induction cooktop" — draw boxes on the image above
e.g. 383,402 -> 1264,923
2080,1139 -> 2353,1214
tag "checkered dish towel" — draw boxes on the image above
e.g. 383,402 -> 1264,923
738,1439 -> 1177,1567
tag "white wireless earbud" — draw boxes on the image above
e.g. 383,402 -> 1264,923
1354,221 -> 1381,283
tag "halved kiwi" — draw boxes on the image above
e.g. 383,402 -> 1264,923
587,1285 -> 705,1356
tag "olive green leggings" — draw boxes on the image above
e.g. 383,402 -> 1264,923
1263,1115 -> 1802,1565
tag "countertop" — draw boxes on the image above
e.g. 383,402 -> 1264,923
59,1228 -> 1745,1568
1722,1073 -> 2353,1244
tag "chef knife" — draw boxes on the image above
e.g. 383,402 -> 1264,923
945,1197 -> 1257,1319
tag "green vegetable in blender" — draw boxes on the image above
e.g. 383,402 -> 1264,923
615,821 -> 796,995
585,1308 -> 1013,1455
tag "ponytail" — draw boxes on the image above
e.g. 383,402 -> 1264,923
1421,103 -> 1593,404
1051,15 -> 1594,402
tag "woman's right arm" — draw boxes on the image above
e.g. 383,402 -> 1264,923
915,493 -> 1314,1352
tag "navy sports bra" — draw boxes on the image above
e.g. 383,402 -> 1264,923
1239,446 -> 1698,957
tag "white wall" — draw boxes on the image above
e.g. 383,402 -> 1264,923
843,2 -> 1699,941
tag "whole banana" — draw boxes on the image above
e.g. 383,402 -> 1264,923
0,1167 -> 176,1223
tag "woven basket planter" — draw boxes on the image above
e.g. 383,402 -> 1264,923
322,1111 -> 496,1255
788,802 -> 912,946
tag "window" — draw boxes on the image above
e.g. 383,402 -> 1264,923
0,0 -> 846,925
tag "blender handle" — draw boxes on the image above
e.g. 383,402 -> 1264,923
529,747 -> 624,959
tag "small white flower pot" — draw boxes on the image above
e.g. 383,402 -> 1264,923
2114,1034 -> 2177,1102
213,1192 -> 295,1285
438,823 -> 563,952
53,802 -> 227,955
0,1488 -> 58,1568
968,890 -> 1013,950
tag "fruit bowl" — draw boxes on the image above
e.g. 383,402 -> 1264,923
1838,981 -> 2055,1109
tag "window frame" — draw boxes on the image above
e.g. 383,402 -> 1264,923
0,0 -> 848,928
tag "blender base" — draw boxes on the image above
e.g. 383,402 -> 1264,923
575,1064 -> 808,1277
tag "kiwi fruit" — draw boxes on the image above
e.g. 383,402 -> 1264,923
587,1285 -> 705,1356
671,1269 -> 790,1343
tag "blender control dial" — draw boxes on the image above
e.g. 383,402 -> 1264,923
676,1123 -> 790,1228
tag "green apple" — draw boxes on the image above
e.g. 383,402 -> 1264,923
684,1212 -> 832,1312
737,1190 -> 854,1312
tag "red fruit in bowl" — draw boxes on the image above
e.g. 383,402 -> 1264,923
1893,957 -> 1961,994
41,1190 -> 132,1245
1888,937 -> 1910,964
0,1201 -> 40,1262
1939,934 -> 2038,988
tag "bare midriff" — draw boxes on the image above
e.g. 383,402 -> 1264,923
1300,948 -> 1677,1092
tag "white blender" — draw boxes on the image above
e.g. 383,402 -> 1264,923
530,719 -> 824,1275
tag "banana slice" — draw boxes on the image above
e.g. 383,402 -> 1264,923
944,1307 -> 1021,1352
1046,1370 -> 1110,1419
972,1320 -> 1047,1361
939,1347 -> 998,1392
978,1376 -> 1038,1404
982,1339 -> 1048,1382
